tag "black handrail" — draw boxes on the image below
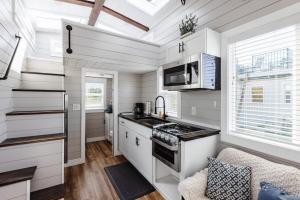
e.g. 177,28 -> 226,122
66,25 -> 73,54
0,34 -> 21,80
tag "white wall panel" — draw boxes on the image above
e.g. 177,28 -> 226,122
0,181 -> 27,200
147,0 -> 300,46
62,21 -> 160,74
0,140 -> 64,192
6,114 -> 64,138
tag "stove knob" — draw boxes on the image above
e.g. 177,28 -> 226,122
164,135 -> 170,142
160,133 -> 165,140
169,137 -> 177,145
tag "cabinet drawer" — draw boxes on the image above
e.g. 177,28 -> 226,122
124,119 -> 152,139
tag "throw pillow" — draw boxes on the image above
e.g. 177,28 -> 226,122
206,157 -> 251,200
258,182 -> 300,200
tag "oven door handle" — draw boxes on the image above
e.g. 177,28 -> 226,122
151,137 -> 179,151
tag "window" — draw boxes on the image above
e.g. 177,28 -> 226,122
126,0 -> 169,16
158,67 -> 180,118
229,25 -> 300,146
251,87 -> 263,103
85,82 -> 105,110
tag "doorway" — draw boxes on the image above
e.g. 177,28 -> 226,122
81,68 -> 119,161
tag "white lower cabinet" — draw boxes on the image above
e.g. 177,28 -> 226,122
119,123 -> 129,158
119,118 -> 153,183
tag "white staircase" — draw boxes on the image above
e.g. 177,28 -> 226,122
0,57 -> 66,200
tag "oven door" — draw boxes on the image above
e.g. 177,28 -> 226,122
152,138 -> 181,172
163,60 -> 190,91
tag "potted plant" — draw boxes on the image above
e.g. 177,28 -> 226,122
179,14 -> 198,39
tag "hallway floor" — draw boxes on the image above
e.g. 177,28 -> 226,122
65,141 -> 164,200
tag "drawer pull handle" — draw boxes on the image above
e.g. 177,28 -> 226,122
125,131 -> 128,139
136,137 -> 140,146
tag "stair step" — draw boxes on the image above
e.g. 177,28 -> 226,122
21,71 -> 65,77
31,184 -> 64,200
0,166 -> 37,187
0,133 -> 65,148
6,110 -> 65,116
12,89 -> 66,92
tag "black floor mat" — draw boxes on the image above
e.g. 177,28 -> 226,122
104,162 -> 155,200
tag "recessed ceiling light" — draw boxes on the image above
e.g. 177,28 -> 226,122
126,0 -> 169,16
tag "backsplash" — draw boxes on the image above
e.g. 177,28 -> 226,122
181,90 -> 221,128
141,71 -> 221,128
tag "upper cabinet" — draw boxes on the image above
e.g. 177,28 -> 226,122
165,28 -> 220,63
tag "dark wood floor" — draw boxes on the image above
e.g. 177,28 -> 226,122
65,141 -> 164,200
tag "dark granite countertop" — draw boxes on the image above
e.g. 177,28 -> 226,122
0,133 -> 66,148
119,113 -> 220,141
0,166 -> 37,187
119,113 -> 170,128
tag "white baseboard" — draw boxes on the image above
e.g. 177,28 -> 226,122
65,158 -> 85,167
86,136 -> 105,143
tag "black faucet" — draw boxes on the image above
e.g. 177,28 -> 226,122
154,96 -> 166,119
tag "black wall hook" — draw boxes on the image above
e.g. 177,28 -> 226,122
181,0 -> 186,5
66,25 -> 73,54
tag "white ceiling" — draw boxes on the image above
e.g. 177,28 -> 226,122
23,0 -> 181,40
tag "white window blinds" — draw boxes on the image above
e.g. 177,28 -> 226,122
229,25 -> 300,146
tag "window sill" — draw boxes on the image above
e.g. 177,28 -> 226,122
86,108 -> 105,113
221,132 -> 300,163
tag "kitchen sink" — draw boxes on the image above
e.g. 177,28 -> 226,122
136,117 -> 170,127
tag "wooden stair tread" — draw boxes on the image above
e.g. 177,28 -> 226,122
31,184 -> 64,200
21,71 -> 65,77
0,133 -> 66,148
12,89 -> 66,92
6,110 -> 65,116
0,166 -> 37,187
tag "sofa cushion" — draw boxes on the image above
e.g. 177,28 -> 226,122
258,182 -> 300,200
206,157 -> 251,200
217,148 -> 300,199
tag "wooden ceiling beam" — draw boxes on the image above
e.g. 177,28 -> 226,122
88,0 -> 105,26
56,0 -> 149,32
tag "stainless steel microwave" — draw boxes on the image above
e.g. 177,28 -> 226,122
163,53 -> 221,91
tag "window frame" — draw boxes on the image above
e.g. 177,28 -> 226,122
221,8 -> 300,163
157,67 -> 181,118
85,78 -> 107,112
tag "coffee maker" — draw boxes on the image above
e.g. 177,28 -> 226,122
134,103 -> 144,115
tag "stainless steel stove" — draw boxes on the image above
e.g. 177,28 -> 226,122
152,123 -> 203,172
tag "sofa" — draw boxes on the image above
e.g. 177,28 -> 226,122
178,148 -> 300,200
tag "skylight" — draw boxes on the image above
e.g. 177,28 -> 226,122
126,0 -> 169,16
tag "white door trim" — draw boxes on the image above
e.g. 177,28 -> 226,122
81,68 -> 119,162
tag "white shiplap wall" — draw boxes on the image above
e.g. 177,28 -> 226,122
0,140 -> 64,192
0,1 -> 65,194
118,73 -> 143,113
0,0 -> 35,142
0,71 -> 21,142
147,0 -> 300,46
62,20 -> 161,74
141,71 -> 157,110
